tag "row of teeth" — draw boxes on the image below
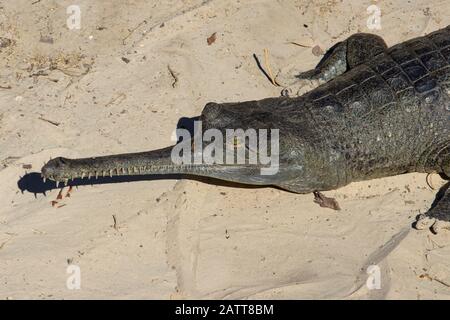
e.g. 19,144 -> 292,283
41,166 -> 148,186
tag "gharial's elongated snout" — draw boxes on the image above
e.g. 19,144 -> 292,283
40,142 -> 287,187
41,146 -> 186,184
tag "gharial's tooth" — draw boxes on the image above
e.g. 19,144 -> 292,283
102,171 -> 106,177
81,172 -> 85,179
95,172 -> 98,179
55,180 -> 59,187
110,170 -> 113,177
43,177 -> 46,183
64,179 -> 68,186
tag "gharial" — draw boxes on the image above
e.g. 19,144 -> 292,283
42,26 -> 450,234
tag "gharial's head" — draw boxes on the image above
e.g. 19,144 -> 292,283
40,98 -> 334,192
171,100 -> 297,185
193,100 -> 343,191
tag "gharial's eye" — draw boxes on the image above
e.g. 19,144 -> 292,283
232,137 -> 247,149
231,137 -> 255,152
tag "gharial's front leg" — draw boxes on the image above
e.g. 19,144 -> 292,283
415,183 -> 450,234
281,33 -> 387,97
415,160 -> 450,234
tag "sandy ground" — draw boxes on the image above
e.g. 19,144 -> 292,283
1,0 -> 450,299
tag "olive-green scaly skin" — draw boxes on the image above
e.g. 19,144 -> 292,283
41,26 -> 450,232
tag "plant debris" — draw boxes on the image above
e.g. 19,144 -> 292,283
38,116 -> 60,127
112,214 -> 118,230
263,48 -> 279,86
39,35 -> 54,44
426,173 -> 436,190
252,50 -> 281,87
207,32 -> 217,45
105,93 -> 126,107
313,191 -> 341,211
167,65 -> 178,88
289,41 -> 311,48
65,186 -> 73,198
312,45 -> 324,56
0,37 -> 13,49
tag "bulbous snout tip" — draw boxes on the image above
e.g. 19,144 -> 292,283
41,157 -> 70,181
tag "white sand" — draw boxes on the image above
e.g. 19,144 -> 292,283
1,0 -> 450,299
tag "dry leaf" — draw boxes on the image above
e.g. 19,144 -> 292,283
313,191 -> 341,210
207,32 -> 217,45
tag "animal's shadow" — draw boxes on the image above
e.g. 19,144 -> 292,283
430,180 -> 450,209
18,172 -> 267,196
17,116 -> 266,196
